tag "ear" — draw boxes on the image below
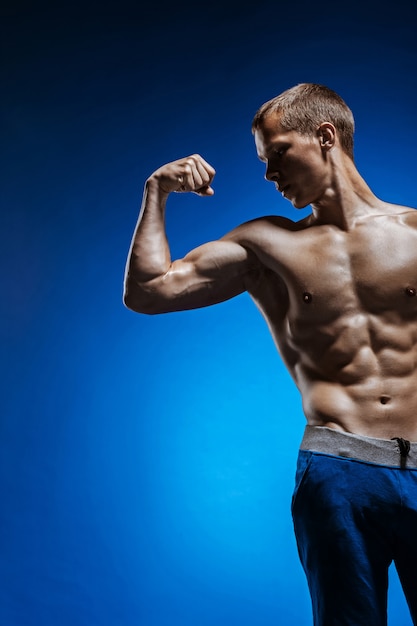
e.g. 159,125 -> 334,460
317,122 -> 336,152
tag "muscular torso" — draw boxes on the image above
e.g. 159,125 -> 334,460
240,203 -> 417,440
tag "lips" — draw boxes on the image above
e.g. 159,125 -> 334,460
278,184 -> 290,195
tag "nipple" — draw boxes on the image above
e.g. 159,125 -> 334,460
405,286 -> 416,297
380,395 -> 390,405
302,292 -> 313,304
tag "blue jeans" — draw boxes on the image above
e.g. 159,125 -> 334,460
292,447 -> 417,625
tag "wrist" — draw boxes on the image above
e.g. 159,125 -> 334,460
146,173 -> 170,198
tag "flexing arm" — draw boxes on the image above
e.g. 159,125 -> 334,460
123,154 -> 260,314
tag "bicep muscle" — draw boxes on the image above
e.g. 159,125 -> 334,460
146,239 -> 259,312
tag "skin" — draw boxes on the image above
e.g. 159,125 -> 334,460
124,111 -> 417,441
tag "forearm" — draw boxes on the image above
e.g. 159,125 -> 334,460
125,176 -> 171,284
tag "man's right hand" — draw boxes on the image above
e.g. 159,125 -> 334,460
149,154 -> 216,196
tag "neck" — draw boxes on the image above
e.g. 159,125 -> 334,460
310,153 -> 381,231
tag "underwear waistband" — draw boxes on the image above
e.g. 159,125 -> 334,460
300,425 -> 417,468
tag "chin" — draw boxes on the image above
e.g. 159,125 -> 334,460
292,198 -> 310,210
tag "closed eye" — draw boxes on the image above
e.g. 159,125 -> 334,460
274,147 -> 287,157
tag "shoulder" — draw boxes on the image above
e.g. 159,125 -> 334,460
397,206 -> 417,226
222,214 -> 309,242
218,214 -> 315,276
374,202 -> 417,229
379,201 -> 417,217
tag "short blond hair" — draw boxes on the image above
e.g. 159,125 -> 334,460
252,83 -> 355,159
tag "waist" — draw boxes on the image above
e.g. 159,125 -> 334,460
300,425 -> 417,468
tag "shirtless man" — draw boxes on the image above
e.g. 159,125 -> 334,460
123,83 -> 417,625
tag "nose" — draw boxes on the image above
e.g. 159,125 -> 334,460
265,163 -> 279,182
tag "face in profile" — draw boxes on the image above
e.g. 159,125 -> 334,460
254,113 -> 332,210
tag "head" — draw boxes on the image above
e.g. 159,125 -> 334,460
252,83 -> 355,160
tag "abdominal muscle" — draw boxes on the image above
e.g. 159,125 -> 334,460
287,329 -> 417,441
299,377 -> 417,441
260,297 -> 417,441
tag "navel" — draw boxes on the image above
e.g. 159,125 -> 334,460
302,291 -> 313,304
405,286 -> 416,297
380,395 -> 391,405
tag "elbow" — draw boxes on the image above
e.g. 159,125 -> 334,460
123,291 -> 157,315
123,281 -> 165,315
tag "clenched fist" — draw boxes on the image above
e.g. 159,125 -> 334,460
149,154 -> 216,196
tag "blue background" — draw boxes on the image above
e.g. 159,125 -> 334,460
2,1 -> 416,624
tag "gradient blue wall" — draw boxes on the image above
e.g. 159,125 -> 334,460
2,1 -> 417,624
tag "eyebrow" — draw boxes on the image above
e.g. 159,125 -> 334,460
259,141 -> 290,163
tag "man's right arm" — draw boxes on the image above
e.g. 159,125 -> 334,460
123,154 -> 260,314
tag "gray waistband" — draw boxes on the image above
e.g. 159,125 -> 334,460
300,425 -> 417,468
